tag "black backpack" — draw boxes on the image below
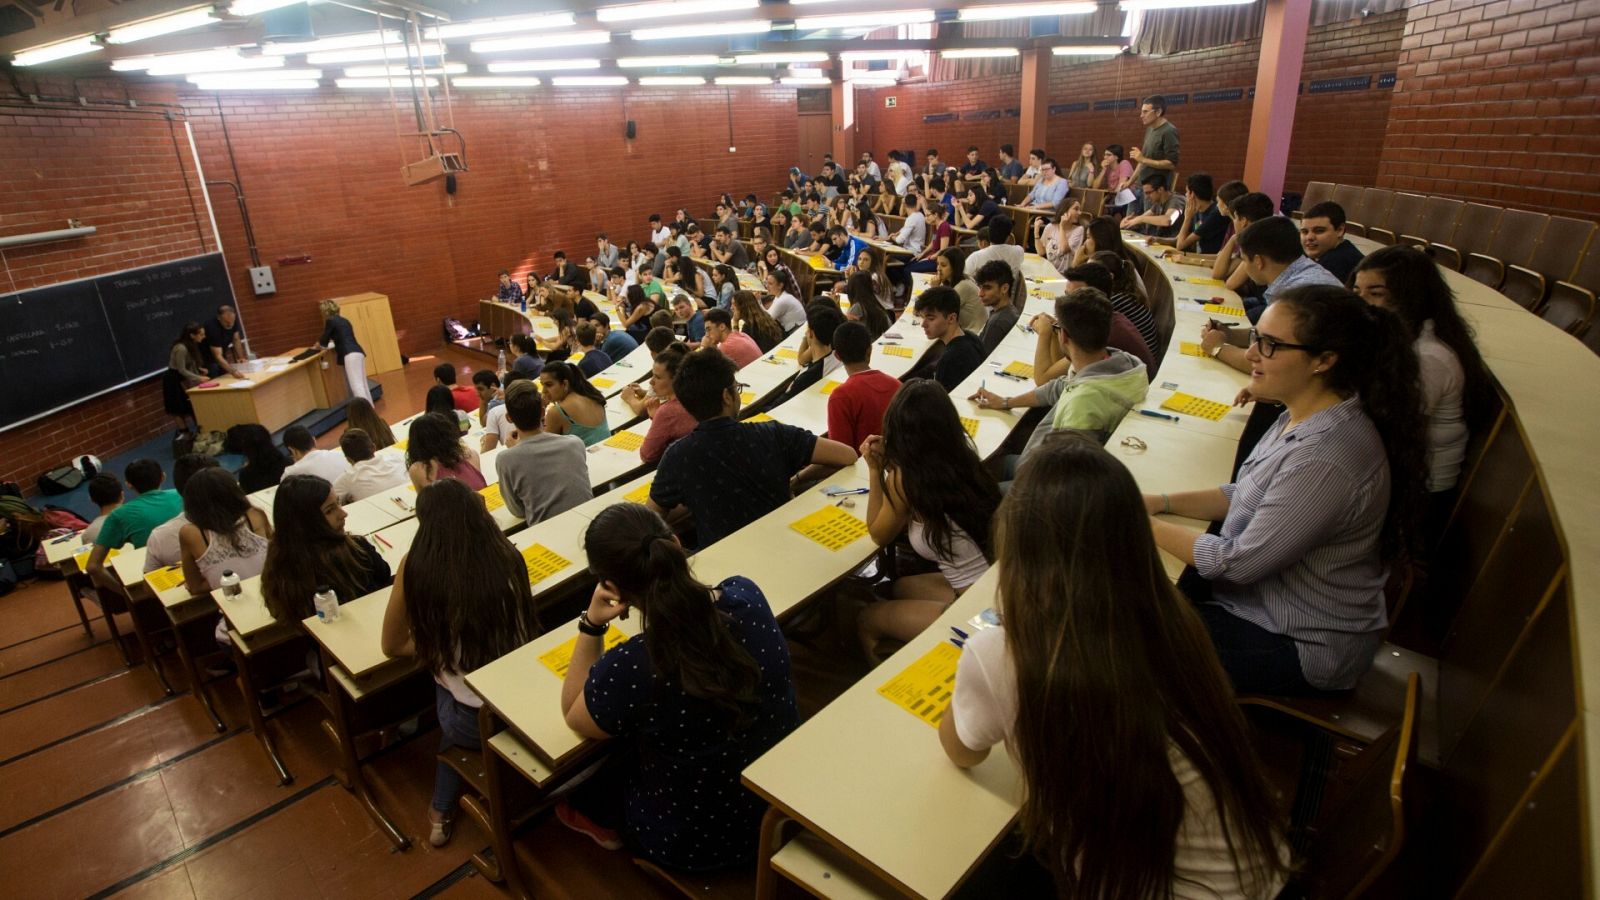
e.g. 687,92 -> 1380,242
36,456 -> 99,495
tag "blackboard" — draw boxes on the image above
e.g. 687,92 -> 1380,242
0,253 -> 237,430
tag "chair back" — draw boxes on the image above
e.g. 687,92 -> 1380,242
1302,180 -> 1336,211
1486,208 -> 1549,268
1372,193 -> 1427,244
1526,217 -> 1595,283
1330,184 -> 1365,220
1409,196 -> 1463,245
1348,187 -> 1395,235
1540,284 -> 1595,335
1448,203 -> 1504,256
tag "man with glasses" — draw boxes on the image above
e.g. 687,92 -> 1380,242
1020,158 -> 1068,211
1128,95 -> 1179,217
647,349 -> 857,547
1201,216 -> 1342,373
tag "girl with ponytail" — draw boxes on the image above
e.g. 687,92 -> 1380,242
1145,285 -> 1426,694
557,502 -> 800,871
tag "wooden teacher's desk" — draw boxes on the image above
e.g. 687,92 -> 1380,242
187,348 -> 348,432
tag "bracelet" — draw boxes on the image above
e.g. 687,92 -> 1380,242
577,613 -> 609,637
1161,493 -> 1172,515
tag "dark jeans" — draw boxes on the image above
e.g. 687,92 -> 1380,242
432,684 -> 482,813
1178,569 -> 1321,696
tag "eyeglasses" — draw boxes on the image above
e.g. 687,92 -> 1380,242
1247,328 -> 1316,359
732,381 -> 750,393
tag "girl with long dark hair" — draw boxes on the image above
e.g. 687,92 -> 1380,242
344,397 -> 396,450
382,478 -> 539,847
178,467 -> 273,596
165,321 -> 207,433
234,423 -> 287,493
943,437 -> 1287,899
539,360 -> 611,446
732,289 -> 783,352
406,412 -> 485,491
424,384 -> 471,435
1147,285 -> 1427,694
261,474 -> 391,624
844,272 -> 891,339
857,380 -> 1001,659
556,502 -> 800,870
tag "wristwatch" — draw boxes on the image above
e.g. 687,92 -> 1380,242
1209,344 -> 1224,358
577,613 -> 609,637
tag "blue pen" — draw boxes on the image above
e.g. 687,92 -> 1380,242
1139,409 -> 1180,422
949,637 -> 966,649
950,625 -> 970,640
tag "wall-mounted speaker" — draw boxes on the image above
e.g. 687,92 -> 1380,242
445,173 -> 457,194
626,120 -> 636,139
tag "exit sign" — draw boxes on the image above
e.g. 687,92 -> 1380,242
885,96 -> 897,108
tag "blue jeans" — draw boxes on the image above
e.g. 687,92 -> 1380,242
432,684 -> 482,813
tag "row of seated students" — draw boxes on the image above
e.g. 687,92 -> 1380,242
72,176 -> 1491,893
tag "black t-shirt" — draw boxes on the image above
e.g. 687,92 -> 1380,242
1316,240 -> 1365,285
1191,203 -> 1230,255
204,317 -> 244,363
650,418 -> 818,548
318,314 -> 364,363
573,293 -> 599,321
930,332 -> 985,392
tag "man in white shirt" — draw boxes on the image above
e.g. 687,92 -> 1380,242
893,193 -> 928,256
649,213 -> 672,248
281,426 -> 350,485
331,429 -> 409,503
962,217 -> 1025,297
481,372 -> 529,452
860,150 -> 881,181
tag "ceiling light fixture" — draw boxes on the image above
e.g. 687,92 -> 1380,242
618,54 -> 721,67
342,63 -> 465,77
839,50 -> 926,62
105,8 -> 219,45
452,76 -> 544,87
631,20 -> 771,40
1049,43 -> 1127,54
307,46 -> 440,64
780,73 -> 830,85
425,13 -> 576,40
795,10 -> 935,29
471,30 -> 611,53
191,78 -> 320,90
226,0 -> 306,15
11,36 -> 102,66
715,75 -> 773,84
938,47 -> 1020,58
487,58 -> 602,72
335,76 -> 440,89
639,75 -> 705,84
597,0 -> 758,22
956,2 -> 1095,21
187,67 -> 319,82
732,52 -> 828,64
263,30 -> 401,55
551,75 -> 630,86
1118,0 -> 1251,9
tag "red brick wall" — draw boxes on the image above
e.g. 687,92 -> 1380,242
0,78 -> 216,488
1378,0 -> 1600,219
854,11 -> 1404,197
1,79 -> 797,489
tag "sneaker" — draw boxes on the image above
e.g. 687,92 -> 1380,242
429,813 -> 453,848
555,800 -> 623,850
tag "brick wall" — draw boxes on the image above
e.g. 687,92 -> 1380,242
0,78 -> 215,489
1378,0 -> 1600,219
854,11 -> 1405,197
1,78 -> 797,489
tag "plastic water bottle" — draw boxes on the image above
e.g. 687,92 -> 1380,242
243,339 -> 257,361
496,347 -> 507,376
313,585 -> 340,622
218,569 -> 242,599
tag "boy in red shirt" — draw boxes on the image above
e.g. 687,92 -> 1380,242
826,321 -> 901,451
434,362 -> 481,412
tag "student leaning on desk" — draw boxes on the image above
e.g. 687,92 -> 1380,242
940,436 -> 1289,899
260,474 -> 391,625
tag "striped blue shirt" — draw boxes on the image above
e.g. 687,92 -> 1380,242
1193,397 -> 1390,690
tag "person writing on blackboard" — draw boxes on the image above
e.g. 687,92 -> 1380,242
164,321 -> 207,434
204,304 -> 246,377
318,300 -> 372,403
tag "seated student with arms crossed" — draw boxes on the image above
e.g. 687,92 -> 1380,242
555,502 -> 800,869
649,349 -> 857,547
406,412 -> 486,491
495,384 -> 591,526
87,458 -> 184,593
858,381 -> 1000,660
970,288 -> 1149,481
382,478 -> 540,847
904,285 -> 986,392
332,428 -> 408,503
178,468 -> 273,597
943,436 -> 1287,899
1146,286 -> 1425,695
261,474 -> 392,625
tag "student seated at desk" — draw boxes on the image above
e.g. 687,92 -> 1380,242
570,322 -> 614,378
262,474 -> 391,625
82,475 -> 124,546
669,295 -> 706,347
925,247 -> 985,334
618,344 -> 695,464
472,370 -> 502,427
380,478 -> 538,847
701,308 -> 762,369
763,267 -> 808,334
780,302 -> 846,401
621,283 -> 661,343
332,429 -> 409,503
510,333 -> 544,379
346,397 -> 396,451
732,290 -> 784,353
282,425 -> 350,485
407,413 -> 486,491
480,372 -> 530,453
144,455 -> 222,573
840,272 -> 892,339
971,288 -> 1148,480
87,458 -> 184,591
539,361 -> 611,447
557,502 -> 800,869
649,349 -> 857,547
1065,260 -> 1158,369
942,437 -> 1288,899
1209,192 -> 1276,294
425,386 -> 473,437
974,260 -> 1020,355
234,424 -> 287,494
904,286 -> 985,392
591,311 -> 638,362
825,322 -> 900,451
1145,288 -> 1426,694
496,385 -> 590,526
178,468 -> 273,597
434,363 -> 480,414
709,263 -> 738,311
858,381 -> 998,660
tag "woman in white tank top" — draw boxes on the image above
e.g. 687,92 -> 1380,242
178,467 -> 273,597
858,381 -> 1002,660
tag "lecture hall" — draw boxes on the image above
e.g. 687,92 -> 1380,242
0,0 -> 1596,896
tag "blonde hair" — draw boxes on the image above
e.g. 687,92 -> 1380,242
319,299 -> 340,316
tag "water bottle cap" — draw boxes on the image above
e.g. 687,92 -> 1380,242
222,569 -> 235,577
316,584 -> 332,592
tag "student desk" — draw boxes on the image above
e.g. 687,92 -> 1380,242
140,562 -> 232,732
44,535 -> 115,650
478,300 -> 562,347
763,310 -> 936,435
583,420 -> 653,490
1019,252 -> 1059,283
187,348 -> 350,433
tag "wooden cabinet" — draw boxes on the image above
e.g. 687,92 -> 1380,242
324,292 -> 402,374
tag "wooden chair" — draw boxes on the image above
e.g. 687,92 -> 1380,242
1295,181 -> 1336,220
1288,673 -> 1421,899
1433,202 -> 1502,271
1330,184 -> 1364,223
1400,195 -> 1463,251
1541,282 -> 1596,335
1465,208 -> 1548,290
1502,217 -> 1595,312
1368,192 -> 1426,245
1077,187 -> 1107,218
1345,187 -> 1394,238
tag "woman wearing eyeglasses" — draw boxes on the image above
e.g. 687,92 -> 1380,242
1142,285 -> 1427,696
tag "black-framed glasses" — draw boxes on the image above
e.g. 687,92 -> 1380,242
1248,328 -> 1316,359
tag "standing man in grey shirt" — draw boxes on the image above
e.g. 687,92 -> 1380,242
494,385 -> 592,526
1128,95 -> 1179,218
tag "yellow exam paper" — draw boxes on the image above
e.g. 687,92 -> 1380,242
880,345 -> 913,358
539,627 -> 630,678
144,565 -> 186,593
624,481 -> 653,504
788,505 -> 869,551
521,543 -> 572,585
1161,391 -> 1231,421
604,431 -> 646,451
1202,303 -> 1247,318
877,642 -> 962,727
479,483 -> 505,512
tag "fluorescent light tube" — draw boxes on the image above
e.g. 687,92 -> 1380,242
192,79 -> 319,90
631,20 -> 771,40
106,9 -> 219,45
939,47 -> 1020,58
227,0 -> 306,15
425,13 -> 576,40
452,76 -> 543,87
618,55 -> 721,67
781,74 -> 829,85
639,75 -> 705,85
957,2 -> 1095,21
263,31 -> 401,55
343,63 -> 465,77
597,0 -> 758,22
1050,44 -> 1126,54
471,30 -> 611,53
11,36 -> 102,66
551,76 -> 629,86
335,77 -> 440,89
840,50 -> 926,62
795,10 -> 935,29
147,55 -> 286,75
187,67 -> 319,82
487,58 -> 602,72
733,52 -> 828,64
307,46 -> 439,64
112,48 -> 252,70
715,76 -> 773,84
1118,0 -> 1251,9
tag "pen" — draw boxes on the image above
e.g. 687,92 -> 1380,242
826,487 -> 870,496
373,533 -> 393,549
52,534 -> 76,544
391,497 -> 410,511
1139,409 -> 1180,422
950,625 -> 969,640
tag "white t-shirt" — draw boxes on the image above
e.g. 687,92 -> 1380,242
651,226 -> 673,247
1415,319 -> 1468,492
143,514 -> 188,573
283,447 -> 350,485
332,455 -> 410,503
483,403 -> 518,446
951,626 -> 1286,900
769,292 -> 807,333
963,243 -> 1025,289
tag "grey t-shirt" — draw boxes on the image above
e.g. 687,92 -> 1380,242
495,432 -> 592,526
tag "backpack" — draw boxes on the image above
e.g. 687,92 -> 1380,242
443,317 -> 472,342
36,455 -> 100,495
193,430 -> 228,457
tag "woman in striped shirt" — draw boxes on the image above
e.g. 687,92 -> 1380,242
1144,286 -> 1426,694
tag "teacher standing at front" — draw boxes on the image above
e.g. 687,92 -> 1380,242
319,300 -> 373,403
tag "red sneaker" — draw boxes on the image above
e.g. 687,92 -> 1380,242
555,799 -> 624,851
